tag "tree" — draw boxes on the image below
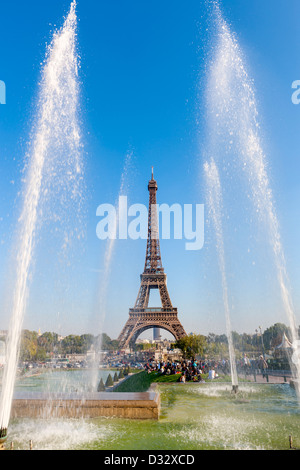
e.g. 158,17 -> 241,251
97,378 -> 105,391
94,334 -> 119,351
205,340 -> 228,359
105,374 -> 114,387
175,334 -> 207,359
61,335 -> 84,354
35,346 -> 47,362
19,330 -> 38,361
80,334 -> 95,353
37,332 -> 60,354
263,323 -> 291,350
110,339 -> 120,350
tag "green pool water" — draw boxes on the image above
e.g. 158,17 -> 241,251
5,371 -> 300,450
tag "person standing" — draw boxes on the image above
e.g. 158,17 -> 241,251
258,355 -> 268,378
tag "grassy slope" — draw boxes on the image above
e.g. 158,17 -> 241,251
113,371 -> 184,392
113,370 -> 236,392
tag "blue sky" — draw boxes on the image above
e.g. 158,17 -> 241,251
0,0 -> 299,339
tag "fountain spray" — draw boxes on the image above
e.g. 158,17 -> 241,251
92,151 -> 133,391
204,159 -> 239,393
204,0 -> 300,398
0,0 -> 83,438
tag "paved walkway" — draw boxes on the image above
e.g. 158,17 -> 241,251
239,373 -> 291,384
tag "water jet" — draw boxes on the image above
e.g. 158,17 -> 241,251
204,159 -> 239,392
204,0 -> 300,401
0,0 -> 83,434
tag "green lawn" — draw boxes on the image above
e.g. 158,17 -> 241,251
149,371 -> 183,383
113,371 -> 153,392
113,371 -> 185,392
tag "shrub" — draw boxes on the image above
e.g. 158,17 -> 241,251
105,374 -> 114,387
97,378 -> 105,391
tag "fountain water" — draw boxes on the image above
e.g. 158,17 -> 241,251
204,1 -> 300,397
0,0 -> 83,436
8,375 -> 300,449
92,150 -> 133,390
204,159 -> 238,391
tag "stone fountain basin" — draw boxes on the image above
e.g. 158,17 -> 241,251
10,391 -> 160,420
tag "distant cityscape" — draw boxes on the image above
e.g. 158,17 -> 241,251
0,321 -> 296,372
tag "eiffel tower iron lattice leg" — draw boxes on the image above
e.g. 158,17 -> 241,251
118,169 -> 186,349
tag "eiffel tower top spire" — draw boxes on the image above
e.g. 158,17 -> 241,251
144,168 -> 164,274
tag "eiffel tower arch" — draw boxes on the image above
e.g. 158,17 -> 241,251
118,169 -> 186,348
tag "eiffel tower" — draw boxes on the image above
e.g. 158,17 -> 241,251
118,168 -> 186,348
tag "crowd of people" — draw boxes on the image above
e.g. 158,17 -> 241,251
144,354 -> 270,382
238,354 -> 269,376
144,359 -> 222,382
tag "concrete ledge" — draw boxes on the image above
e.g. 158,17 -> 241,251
11,391 -> 160,420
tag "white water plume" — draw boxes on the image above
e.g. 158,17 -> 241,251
0,0 -> 83,430
204,159 -> 238,387
10,418 -> 113,450
91,151 -> 133,389
205,1 -> 299,395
